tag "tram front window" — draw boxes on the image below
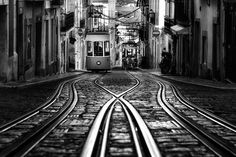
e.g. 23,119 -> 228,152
87,41 -> 92,56
94,41 -> 103,56
104,41 -> 110,56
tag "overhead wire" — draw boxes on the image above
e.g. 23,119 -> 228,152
92,7 -> 141,24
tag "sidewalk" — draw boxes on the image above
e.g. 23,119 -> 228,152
143,68 -> 236,90
0,71 -> 85,88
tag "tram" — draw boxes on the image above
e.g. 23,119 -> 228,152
122,41 -> 138,70
85,33 -> 111,72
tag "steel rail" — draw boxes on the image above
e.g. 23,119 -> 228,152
0,80 -> 79,157
0,82 -> 63,133
94,78 -> 140,98
120,97 -> 162,157
80,97 -> 117,157
148,70 -> 236,133
157,81 -> 236,157
99,103 -> 115,157
170,84 -> 236,133
81,74 -> 162,157
0,75 -> 82,133
121,101 -> 143,157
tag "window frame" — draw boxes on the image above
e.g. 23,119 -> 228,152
104,41 -> 110,56
94,41 -> 103,56
87,41 -> 93,56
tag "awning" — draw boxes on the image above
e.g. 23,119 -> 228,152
171,25 -> 189,35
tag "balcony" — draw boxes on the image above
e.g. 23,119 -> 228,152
87,16 -> 109,33
87,26 -> 109,33
61,12 -> 75,32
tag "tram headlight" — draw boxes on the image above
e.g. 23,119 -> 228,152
96,61 -> 101,65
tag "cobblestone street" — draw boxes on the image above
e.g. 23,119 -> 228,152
0,70 -> 235,156
1,0 -> 236,156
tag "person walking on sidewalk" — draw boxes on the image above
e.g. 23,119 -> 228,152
159,48 -> 172,74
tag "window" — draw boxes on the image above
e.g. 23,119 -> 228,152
93,18 -> 98,29
27,25 -> 32,59
202,35 -> 207,64
94,41 -> 103,56
104,41 -> 110,56
165,0 -> 169,17
87,41 -> 92,56
51,19 -> 55,61
170,1 -> 175,19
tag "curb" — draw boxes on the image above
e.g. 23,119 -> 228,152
139,68 -> 236,90
0,71 -> 86,88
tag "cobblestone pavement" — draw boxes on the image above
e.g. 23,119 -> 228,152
97,71 -> 137,95
1,70 -> 235,156
107,102 -> 136,157
147,69 -> 236,125
0,81 -> 72,152
27,74 -> 112,156
160,79 -> 236,126
125,71 -> 216,156
0,74 -> 83,127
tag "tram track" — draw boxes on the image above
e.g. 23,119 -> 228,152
88,71 -> 236,157
0,81 -> 64,133
170,84 -> 236,132
163,82 -> 236,155
1,70 -> 235,156
0,74 -> 89,157
81,72 -> 162,157
157,81 -> 236,156
132,71 -> 236,156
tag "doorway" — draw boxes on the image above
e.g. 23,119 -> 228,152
225,4 -> 236,82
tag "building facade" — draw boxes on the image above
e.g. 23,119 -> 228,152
74,0 -> 87,70
0,0 -> 65,82
0,0 -> 83,82
137,0 -> 165,69
192,0 -> 219,78
168,0 -> 236,82
61,0 -> 77,72
149,0 -> 165,69
20,0 -> 62,79
137,0 -> 149,68
192,0 -> 236,82
0,0 -> 17,82
222,0 -> 236,82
